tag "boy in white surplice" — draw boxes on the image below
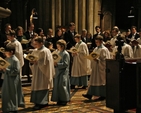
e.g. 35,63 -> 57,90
71,34 -> 91,89
30,37 -> 55,110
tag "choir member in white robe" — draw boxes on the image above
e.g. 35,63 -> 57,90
104,41 -> 115,59
131,39 -> 141,58
71,34 -> 91,89
137,38 -> 141,45
0,45 -> 25,113
6,30 -> 24,77
82,35 -> 110,101
113,42 -> 133,58
30,37 -> 55,110
137,30 -> 141,45
110,28 -> 119,48
122,43 -> 133,58
51,39 -> 70,106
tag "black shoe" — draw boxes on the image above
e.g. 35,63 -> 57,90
8,111 -> 17,113
93,96 -> 105,102
82,94 -> 92,100
71,85 -> 75,89
40,103 -> 48,108
32,104 -> 41,110
57,101 -> 67,106
57,101 -> 61,105
82,86 -> 87,89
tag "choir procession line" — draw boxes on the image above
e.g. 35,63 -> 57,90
0,22 -> 141,112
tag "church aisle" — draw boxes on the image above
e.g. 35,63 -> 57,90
0,86 -> 136,113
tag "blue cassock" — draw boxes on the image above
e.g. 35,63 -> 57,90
0,55 -> 25,112
51,50 -> 70,102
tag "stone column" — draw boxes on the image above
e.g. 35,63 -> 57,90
51,0 -> 55,35
78,0 -> 86,34
81,0 -> 86,30
55,0 -> 61,26
87,0 -> 94,35
75,0 -> 78,32
68,0 -> 73,23
137,0 -> 141,29
93,0 -> 101,34
78,0 -> 82,34
0,18 -> 2,31
61,0 -> 66,26
38,0 -> 43,28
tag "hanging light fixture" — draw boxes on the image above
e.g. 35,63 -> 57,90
30,8 -> 38,24
128,6 -> 135,18
31,8 -> 38,19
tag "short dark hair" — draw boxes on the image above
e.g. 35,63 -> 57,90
95,35 -> 103,41
5,23 -> 11,29
69,22 -> 75,27
36,28 -> 43,35
131,26 -> 137,30
16,26 -> 24,35
46,42 -> 53,48
34,37 -> 44,43
74,34 -> 81,39
95,26 -> 101,29
56,39 -> 67,49
112,28 -> 119,33
5,44 -> 15,54
6,29 -> 16,36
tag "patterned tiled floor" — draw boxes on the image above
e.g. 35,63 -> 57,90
0,86 -> 136,113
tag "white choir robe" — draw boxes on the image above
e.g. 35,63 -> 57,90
30,46 -> 55,105
109,52 -> 115,59
133,44 -> 141,58
71,41 -> 91,86
110,36 -> 117,47
7,39 -> 24,77
137,38 -> 141,45
113,43 -> 133,58
87,44 -> 110,97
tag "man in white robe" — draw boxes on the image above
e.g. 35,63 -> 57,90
71,34 -> 91,89
113,42 -> 133,58
131,39 -> 141,58
136,29 -> 141,45
6,30 -> 24,78
110,28 -> 119,48
30,37 -> 55,110
82,35 -> 110,101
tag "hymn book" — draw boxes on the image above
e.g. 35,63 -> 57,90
0,47 -> 5,53
52,51 -> 61,62
67,47 -> 79,53
0,57 -> 10,69
24,54 -> 38,62
85,52 -> 99,60
21,39 -> 30,44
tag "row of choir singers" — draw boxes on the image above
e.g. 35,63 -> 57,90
0,30 -> 109,112
1,28 -> 141,112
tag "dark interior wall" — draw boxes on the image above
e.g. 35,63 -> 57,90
1,0 -> 75,34
115,0 -> 134,30
115,0 -> 141,30
1,0 -> 141,34
1,0 -> 52,34
1,0 -> 25,31
102,0 -> 116,30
